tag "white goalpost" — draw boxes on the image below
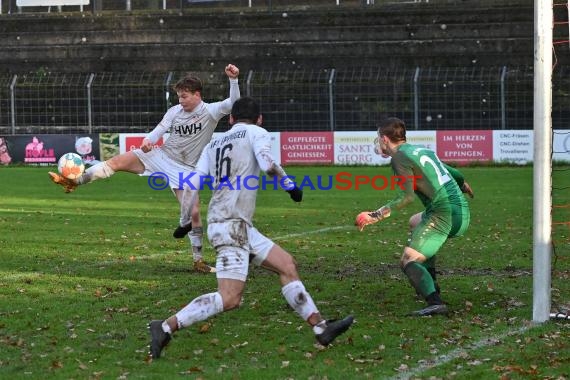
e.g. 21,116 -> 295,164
532,0 -> 553,323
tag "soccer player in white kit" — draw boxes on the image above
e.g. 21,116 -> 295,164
148,96 -> 354,359
48,64 -> 241,273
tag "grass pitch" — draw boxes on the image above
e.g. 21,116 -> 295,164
0,165 -> 569,379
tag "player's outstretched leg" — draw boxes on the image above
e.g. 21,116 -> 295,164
149,291 -> 224,359
48,172 -> 78,193
148,320 -> 172,359
315,315 -> 354,346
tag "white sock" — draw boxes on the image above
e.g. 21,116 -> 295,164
77,161 -> 115,184
189,227 -> 203,261
161,321 -> 172,335
281,280 -> 319,321
312,320 -> 327,335
175,292 -> 223,329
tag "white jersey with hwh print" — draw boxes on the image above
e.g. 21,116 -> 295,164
194,122 -> 280,226
146,78 -> 240,167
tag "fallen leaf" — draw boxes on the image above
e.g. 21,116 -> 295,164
199,323 -> 210,334
51,360 -> 63,369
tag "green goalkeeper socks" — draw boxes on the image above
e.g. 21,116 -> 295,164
403,262 -> 437,301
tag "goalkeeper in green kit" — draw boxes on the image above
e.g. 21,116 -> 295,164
355,117 -> 474,316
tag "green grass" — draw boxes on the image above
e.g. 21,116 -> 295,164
0,165 -> 569,379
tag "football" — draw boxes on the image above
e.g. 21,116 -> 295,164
57,152 -> 85,180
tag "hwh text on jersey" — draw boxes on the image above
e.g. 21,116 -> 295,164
173,123 -> 203,135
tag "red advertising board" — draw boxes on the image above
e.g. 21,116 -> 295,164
124,136 -> 164,152
436,130 -> 493,164
280,132 -> 334,164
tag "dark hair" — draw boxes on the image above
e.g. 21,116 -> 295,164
231,96 -> 260,123
377,117 -> 407,143
173,74 -> 203,93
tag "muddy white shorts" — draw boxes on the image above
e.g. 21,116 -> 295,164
133,148 -> 193,190
207,221 -> 274,281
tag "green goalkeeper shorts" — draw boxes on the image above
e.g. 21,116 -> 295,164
409,204 -> 470,259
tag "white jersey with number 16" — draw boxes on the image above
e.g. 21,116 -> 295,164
195,122 -> 276,226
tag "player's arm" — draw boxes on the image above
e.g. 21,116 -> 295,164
382,152 -> 416,212
141,105 -> 178,152
443,163 -> 474,198
355,187 -> 414,232
252,128 -> 302,202
208,65 -> 241,120
355,153 -> 415,231
226,66 -> 241,106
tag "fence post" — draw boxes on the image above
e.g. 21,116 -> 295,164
328,69 -> 336,131
9,74 -> 17,135
413,67 -> 421,130
500,66 -> 507,130
164,72 -> 173,110
87,73 -> 95,134
245,70 -> 253,97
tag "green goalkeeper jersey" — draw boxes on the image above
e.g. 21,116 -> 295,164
385,143 -> 468,214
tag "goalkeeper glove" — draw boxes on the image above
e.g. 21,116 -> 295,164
460,181 -> 474,198
286,186 -> 303,202
355,206 -> 391,232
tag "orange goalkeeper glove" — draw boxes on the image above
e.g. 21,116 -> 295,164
355,206 -> 391,232
460,181 -> 474,198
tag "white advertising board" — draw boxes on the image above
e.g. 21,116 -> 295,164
553,130 -> 570,162
492,130 -> 533,164
406,130 -> 438,152
333,131 -> 437,166
334,132 -> 389,166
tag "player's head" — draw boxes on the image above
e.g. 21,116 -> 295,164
377,117 -> 407,143
230,96 -> 262,126
174,74 -> 203,94
376,117 -> 407,157
174,74 -> 203,112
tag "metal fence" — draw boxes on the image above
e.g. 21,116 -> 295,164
0,0 -> 434,15
0,66 -> 568,135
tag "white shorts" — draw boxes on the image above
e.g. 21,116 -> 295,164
208,221 -> 274,282
132,148 -> 192,190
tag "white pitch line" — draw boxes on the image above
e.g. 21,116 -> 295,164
272,225 -> 352,240
96,253 -> 175,266
94,227 -> 351,266
97,226 -> 353,265
387,324 -> 533,380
